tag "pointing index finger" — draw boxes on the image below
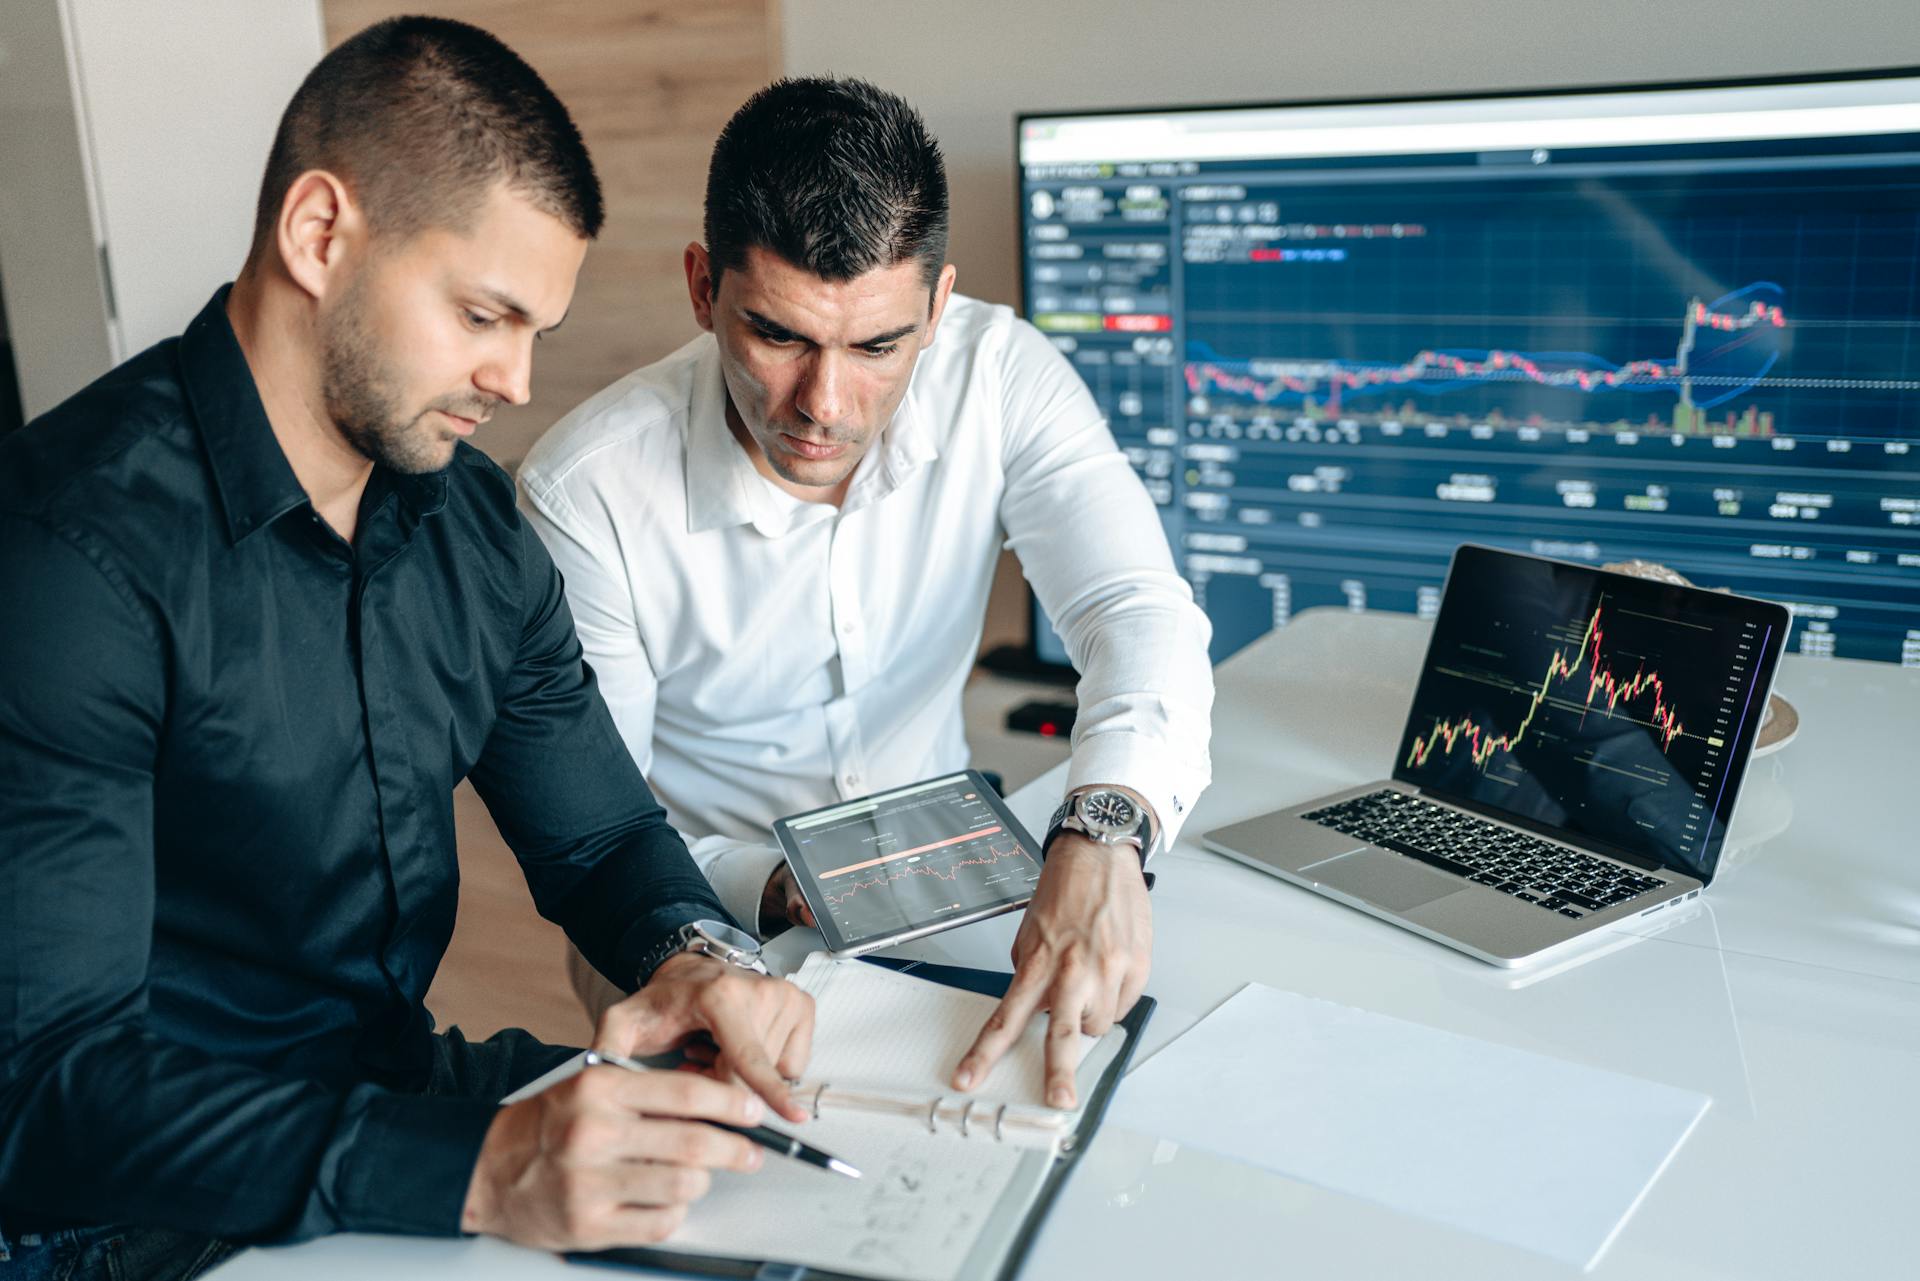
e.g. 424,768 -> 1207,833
1042,986 -> 1090,1110
951,967 -> 1049,1092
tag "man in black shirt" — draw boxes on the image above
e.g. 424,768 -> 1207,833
0,18 -> 812,1278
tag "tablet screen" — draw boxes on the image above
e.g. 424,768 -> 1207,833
776,772 -> 1045,954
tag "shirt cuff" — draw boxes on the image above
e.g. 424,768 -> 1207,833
614,900 -> 733,990
1065,733 -> 1208,859
704,843 -> 789,938
317,1090 -> 500,1237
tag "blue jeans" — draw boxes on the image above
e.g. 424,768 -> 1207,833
0,1222 -> 236,1281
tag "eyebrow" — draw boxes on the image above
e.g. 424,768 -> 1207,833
742,308 -> 920,350
478,287 -> 568,335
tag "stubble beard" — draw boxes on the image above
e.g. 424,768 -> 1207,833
762,425 -> 867,490
320,277 -> 457,476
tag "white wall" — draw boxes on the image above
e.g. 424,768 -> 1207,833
65,0 -> 325,360
784,0 -> 1920,307
0,0 -> 115,419
0,0 -> 321,419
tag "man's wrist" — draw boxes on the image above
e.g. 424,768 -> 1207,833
758,867 -> 788,938
649,949 -> 718,982
1052,821 -> 1152,891
461,1105 -> 520,1236
631,917 -> 700,989
633,918 -> 770,989
1046,828 -> 1153,882
1044,784 -> 1160,859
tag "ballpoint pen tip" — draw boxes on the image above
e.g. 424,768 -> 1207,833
828,1158 -> 863,1179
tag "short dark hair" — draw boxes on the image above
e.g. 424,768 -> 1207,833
704,77 -> 949,290
249,16 -> 602,255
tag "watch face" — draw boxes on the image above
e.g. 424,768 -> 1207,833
693,919 -> 761,957
1077,790 -> 1139,837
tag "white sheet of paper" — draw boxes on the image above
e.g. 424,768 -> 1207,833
1107,984 -> 1709,1270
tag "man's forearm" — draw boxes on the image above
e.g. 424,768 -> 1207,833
0,1023 -> 497,1241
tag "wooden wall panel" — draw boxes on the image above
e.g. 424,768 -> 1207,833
319,0 -> 774,1045
321,0 -> 777,469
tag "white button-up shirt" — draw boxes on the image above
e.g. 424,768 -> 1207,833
518,295 -> 1213,928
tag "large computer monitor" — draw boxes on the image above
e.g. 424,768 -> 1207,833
1017,69 -> 1920,669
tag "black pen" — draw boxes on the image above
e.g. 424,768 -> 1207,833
581,1050 -> 862,1179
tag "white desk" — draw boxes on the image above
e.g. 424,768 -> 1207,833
224,608 -> 1920,1279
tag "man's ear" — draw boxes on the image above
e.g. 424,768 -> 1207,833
275,170 -> 363,302
685,242 -> 719,333
922,263 -> 959,348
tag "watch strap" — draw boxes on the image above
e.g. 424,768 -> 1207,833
633,918 -> 767,989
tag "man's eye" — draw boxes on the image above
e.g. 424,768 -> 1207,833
463,310 -> 498,330
863,344 -> 899,358
755,329 -> 795,345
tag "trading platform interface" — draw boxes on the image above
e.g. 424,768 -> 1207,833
1396,548 -> 1784,880
1019,72 -> 1920,666
784,775 -> 1043,946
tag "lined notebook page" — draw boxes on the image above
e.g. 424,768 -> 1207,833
792,953 -> 1095,1106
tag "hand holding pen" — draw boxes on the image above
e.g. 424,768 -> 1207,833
465,1046 -> 784,1250
585,1051 -> 862,1179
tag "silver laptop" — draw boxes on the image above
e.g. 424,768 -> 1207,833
1204,545 -> 1788,967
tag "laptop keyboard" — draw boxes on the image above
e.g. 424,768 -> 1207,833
1299,790 -> 1669,920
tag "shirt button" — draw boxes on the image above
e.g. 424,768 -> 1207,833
845,773 -> 862,790
842,618 -> 858,634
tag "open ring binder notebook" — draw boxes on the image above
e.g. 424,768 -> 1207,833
569,953 -> 1154,1281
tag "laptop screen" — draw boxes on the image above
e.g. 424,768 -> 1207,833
1392,545 -> 1787,881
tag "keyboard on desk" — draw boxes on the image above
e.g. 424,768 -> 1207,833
1299,790 -> 1669,921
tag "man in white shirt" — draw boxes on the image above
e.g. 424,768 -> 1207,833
520,77 -> 1212,1107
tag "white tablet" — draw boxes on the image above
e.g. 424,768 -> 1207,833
772,771 -> 1046,956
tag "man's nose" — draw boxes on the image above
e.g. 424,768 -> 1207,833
476,336 -> 534,408
795,351 -> 851,427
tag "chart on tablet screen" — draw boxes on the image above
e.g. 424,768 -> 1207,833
787,776 -> 1043,943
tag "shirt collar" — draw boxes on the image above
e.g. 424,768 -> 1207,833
179,286 -> 309,545
845,381 -> 938,512
684,341 -> 765,535
682,337 -> 942,538
181,285 -> 447,545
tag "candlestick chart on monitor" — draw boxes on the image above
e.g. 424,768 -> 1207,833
1397,561 -> 1776,873
1404,598 -> 1698,784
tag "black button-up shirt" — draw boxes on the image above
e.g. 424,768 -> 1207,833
0,289 -> 728,1241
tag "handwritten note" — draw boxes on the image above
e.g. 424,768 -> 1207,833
671,1111 -> 1024,1281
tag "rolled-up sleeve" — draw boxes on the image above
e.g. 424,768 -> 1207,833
993,321 -> 1216,848
0,515 -> 497,1241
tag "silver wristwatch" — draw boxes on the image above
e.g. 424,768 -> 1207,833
1043,787 -> 1156,867
636,918 -> 770,987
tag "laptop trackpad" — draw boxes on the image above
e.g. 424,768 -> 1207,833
1312,849 -> 1465,912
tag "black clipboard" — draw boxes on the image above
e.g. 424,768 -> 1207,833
568,957 -> 1155,1281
